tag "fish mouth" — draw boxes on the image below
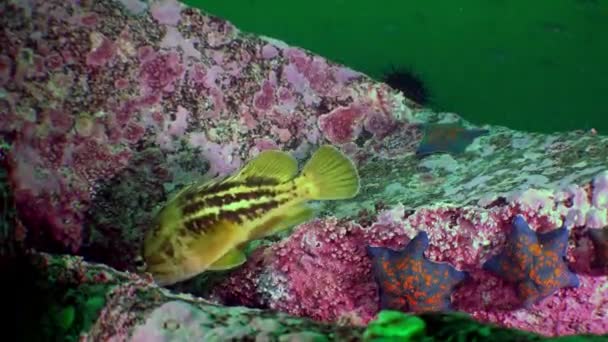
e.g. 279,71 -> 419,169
148,268 -> 195,287
145,265 -> 178,286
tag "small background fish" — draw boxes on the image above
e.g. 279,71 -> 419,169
142,145 -> 360,286
416,123 -> 489,157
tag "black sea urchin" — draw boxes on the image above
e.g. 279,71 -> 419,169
381,65 -> 430,105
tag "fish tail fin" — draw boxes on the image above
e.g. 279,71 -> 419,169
299,145 -> 360,200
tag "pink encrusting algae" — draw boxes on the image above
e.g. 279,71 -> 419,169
213,171 -> 608,336
0,0 -> 397,260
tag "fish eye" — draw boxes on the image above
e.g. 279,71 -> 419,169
134,256 -> 147,271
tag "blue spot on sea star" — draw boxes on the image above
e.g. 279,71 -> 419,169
483,215 -> 579,307
367,232 -> 467,312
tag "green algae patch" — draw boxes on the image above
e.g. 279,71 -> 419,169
364,310 -> 426,341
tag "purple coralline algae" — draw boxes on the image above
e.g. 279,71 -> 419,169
0,0 -> 392,267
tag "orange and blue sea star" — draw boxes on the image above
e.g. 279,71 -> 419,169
367,232 -> 467,312
483,215 -> 580,307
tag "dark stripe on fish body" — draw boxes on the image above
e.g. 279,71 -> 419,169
217,198 -> 287,224
181,188 -> 279,217
180,177 -> 282,210
160,239 -> 175,259
180,176 -> 280,205
241,200 -> 281,220
183,197 -> 289,233
184,213 -> 220,234
182,180 -> 240,203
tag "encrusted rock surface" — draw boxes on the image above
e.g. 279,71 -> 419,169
8,252 -> 604,341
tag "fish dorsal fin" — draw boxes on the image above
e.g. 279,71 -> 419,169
235,149 -> 298,182
192,173 -> 231,192
164,174 -> 223,205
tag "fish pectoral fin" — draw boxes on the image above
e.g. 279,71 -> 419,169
207,248 -> 247,271
274,204 -> 315,232
185,219 -> 248,271
235,149 -> 298,182
250,204 -> 315,240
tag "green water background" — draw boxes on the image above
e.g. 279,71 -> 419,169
182,0 -> 607,134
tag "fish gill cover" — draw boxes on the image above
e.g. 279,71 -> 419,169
0,0 -> 607,340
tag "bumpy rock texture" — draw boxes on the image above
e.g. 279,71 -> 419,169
6,252 -> 365,341
8,252 -> 605,341
0,0 -> 407,268
1,0 -> 607,339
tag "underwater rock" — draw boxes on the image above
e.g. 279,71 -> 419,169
9,251 -> 606,341
213,178 -> 608,336
1,0 -> 608,339
10,252 -> 363,341
0,0 -> 398,269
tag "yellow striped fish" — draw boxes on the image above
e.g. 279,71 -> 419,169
142,144 -> 360,286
